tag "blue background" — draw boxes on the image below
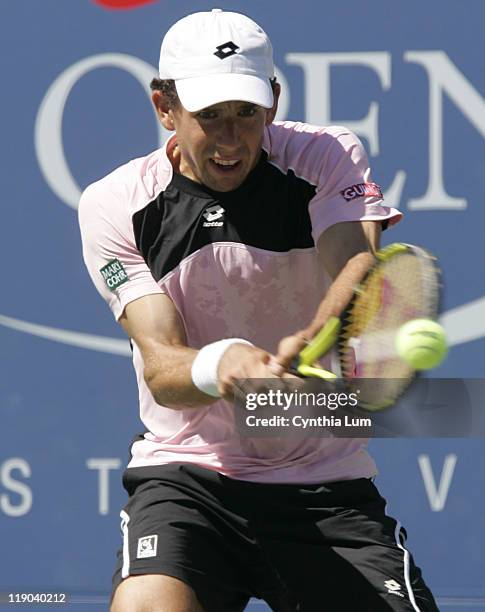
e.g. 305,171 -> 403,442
1,0 -> 484,609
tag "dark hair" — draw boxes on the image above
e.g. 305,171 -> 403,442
150,77 -> 278,110
150,78 -> 180,109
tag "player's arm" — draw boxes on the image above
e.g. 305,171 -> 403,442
119,293 -> 277,408
273,220 -> 381,368
307,219 -> 381,336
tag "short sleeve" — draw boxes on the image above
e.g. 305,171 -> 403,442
264,122 -> 402,246
78,181 -> 164,321
307,129 -> 402,244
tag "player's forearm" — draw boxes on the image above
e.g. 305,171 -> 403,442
143,345 -> 216,409
144,340 -> 273,408
303,251 -> 375,339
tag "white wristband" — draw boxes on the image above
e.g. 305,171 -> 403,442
191,338 -> 254,397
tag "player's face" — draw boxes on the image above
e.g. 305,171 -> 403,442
161,93 -> 279,192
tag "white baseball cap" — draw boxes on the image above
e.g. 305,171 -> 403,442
158,8 -> 275,112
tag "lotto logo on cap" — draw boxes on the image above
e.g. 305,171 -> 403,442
158,8 -> 275,112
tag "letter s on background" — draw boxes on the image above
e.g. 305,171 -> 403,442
0,458 -> 33,517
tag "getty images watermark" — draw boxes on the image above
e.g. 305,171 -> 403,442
244,388 -> 371,431
233,379 -> 485,438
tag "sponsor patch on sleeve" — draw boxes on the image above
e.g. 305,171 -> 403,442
99,258 -> 129,292
341,182 -> 383,202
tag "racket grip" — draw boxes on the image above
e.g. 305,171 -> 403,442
299,316 -> 341,365
297,364 -> 337,379
289,358 -> 337,380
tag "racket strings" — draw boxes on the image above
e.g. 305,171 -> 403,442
338,248 -> 439,409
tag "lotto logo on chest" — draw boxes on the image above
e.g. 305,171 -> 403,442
203,205 -> 225,227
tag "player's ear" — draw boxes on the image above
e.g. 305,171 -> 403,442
152,91 -> 176,131
265,81 -> 281,125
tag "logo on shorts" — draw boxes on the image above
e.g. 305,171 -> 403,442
341,182 -> 383,202
137,535 -> 158,558
203,205 -> 225,227
99,259 -> 129,292
384,579 -> 404,597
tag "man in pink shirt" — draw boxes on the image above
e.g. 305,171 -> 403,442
79,8 -> 437,612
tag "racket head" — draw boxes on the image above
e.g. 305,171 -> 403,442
338,243 -> 441,410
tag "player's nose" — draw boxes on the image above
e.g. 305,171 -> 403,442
216,118 -> 239,148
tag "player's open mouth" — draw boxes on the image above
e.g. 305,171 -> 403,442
210,158 -> 241,172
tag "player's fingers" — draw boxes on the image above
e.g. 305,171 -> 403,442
267,355 -> 285,376
275,333 -> 308,368
218,346 -> 280,398
280,371 -> 300,380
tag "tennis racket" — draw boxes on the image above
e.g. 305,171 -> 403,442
292,243 -> 441,411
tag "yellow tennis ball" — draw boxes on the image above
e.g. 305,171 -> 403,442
395,319 -> 448,370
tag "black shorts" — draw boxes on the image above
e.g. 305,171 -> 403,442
112,462 -> 438,612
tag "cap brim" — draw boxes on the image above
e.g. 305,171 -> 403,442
175,73 -> 274,112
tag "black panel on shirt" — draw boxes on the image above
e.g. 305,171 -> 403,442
132,152 -> 317,282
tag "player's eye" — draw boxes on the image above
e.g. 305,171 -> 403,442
197,109 -> 218,120
238,105 -> 257,117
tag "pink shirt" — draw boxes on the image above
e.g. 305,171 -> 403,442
79,121 -> 401,483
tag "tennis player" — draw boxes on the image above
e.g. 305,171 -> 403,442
79,9 -> 438,612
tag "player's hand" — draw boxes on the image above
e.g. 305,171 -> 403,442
272,331 -> 310,372
217,343 -> 293,399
